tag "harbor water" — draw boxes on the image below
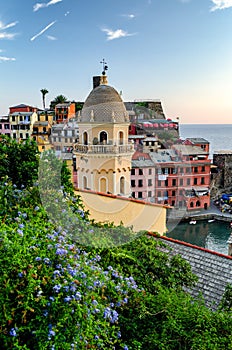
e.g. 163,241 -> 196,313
167,220 -> 232,255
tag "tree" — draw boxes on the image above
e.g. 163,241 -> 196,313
40,88 -> 49,110
0,135 -> 39,188
49,94 -> 68,110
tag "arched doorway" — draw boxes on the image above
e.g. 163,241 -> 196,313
120,176 -> 125,195
100,131 -> 107,144
119,131 -> 124,145
100,177 -> 107,193
83,176 -> 87,189
204,203 -> 208,210
83,132 -> 88,145
196,200 -> 201,207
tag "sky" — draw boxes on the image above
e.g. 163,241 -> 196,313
1,0 -> 232,123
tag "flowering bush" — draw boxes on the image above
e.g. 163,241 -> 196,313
0,182 -> 138,349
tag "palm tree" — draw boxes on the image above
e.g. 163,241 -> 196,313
40,88 -> 49,110
50,95 -> 68,110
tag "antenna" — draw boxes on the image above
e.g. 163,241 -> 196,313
100,59 -> 108,75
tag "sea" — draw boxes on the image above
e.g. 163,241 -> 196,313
166,124 -> 232,255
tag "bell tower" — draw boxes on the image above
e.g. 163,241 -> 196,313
74,62 -> 134,197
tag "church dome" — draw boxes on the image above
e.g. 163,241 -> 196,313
80,84 -> 129,123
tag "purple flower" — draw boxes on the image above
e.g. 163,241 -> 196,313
17,229 -> 23,236
64,296 -> 72,302
34,206 -> 40,211
19,223 -> 24,228
18,272 -> 23,278
43,258 -> 50,264
124,346 -> 129,350
35,257 -> 42,261
53,284 -> 61,293
9,328 -> 17,337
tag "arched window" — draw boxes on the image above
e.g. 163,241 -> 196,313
83,132 -> 88,145
99,131 -> 107,144
190,202 -> 194,208
100,177 -> 107,193
83,176 -> 87,189
119,131 -> 124,145
120,176 -> 125,195
196,200 -> 201,207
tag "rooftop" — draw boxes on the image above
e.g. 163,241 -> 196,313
151,234 -> 232,310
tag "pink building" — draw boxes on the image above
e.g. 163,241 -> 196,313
131,151 -> 155,202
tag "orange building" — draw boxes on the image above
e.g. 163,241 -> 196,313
55,102 -> 75,124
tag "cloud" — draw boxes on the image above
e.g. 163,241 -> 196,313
210,0 -> 232,11
0,56 -> 16,62
33,0 -> 62,12
102,28 -> 136,41
0,21 -> 18,30
30,21 -> 56,41
0,32 -> 17,39
121,14 -> 136,19
46,35 -> 57,40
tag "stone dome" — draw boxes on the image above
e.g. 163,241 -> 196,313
80,84 -> 129,123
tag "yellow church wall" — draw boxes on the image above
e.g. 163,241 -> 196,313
76,189 -> 168,235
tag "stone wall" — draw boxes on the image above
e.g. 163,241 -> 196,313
211,153 -> 232,198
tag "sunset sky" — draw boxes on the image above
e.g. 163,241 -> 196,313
1,0 -> 232,123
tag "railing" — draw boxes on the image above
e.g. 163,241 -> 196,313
74,143 -> 134,154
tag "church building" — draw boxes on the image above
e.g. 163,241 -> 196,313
74,69 -> 134,197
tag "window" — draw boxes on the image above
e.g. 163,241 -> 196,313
149,169 -> 152,175
131,169 -> 135,175
158,180 -> 162,187
148,179 -> 152,186
165,179 -> 168,186
187,178 -> 191,185
202,166 -> 205,172
172,179 -> 176,186
157,191 -> 161,197
186,167 -> 191,173
131,180 -> 135,187
194,167 -> 198,173
179,178 -> 183,186
148,191 -> 152,197
179,167 -> 183,174
20,133 -> 23,139
138,179 -> 143,187
26,133 -> 29,139
138,192 -> 143,198
171,200 -> 175,206
172,190 -> 176,196
139,169 -> 143,175
11,116 -> 15,122
13,133 -> 16,139
5,124 -> 10,129
201,177 -> 205,185
120,176 -> 125,194
194,178 -> 198,185
0,124 -> 2,129
131,192 -> 135,198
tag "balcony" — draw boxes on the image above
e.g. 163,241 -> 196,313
74,143 -> 134,154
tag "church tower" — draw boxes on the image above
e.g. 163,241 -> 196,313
74,65 -> 134,197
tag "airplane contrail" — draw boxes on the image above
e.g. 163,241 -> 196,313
30,21 -> 56,41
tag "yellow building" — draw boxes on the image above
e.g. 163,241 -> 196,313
32,111 -> 54,152
74,75 -> 134,197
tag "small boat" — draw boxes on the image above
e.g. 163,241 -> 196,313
208,219 -> 215,223
189,220 -> 197,225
